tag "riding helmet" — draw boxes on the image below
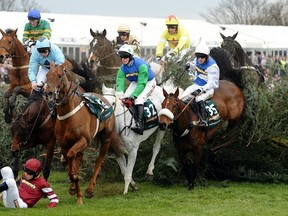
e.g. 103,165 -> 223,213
23,158 -> 42,176
117,24 -> 130,33
195,42 -> 210,56
118,44 -> 134,56
36,37 -> 51,52
28,9 -> 41,20
165,15 -> 179,26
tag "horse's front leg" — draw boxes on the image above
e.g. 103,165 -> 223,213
145,129 -> 165,180
67,137 -> 87,205
85,135 -> 111,198
43,139 -> 56,181
3,90 -> 12,123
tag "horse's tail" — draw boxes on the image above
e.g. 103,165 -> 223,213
108,131 -> 124,157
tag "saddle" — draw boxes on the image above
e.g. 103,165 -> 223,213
82,93 -> 114,122
128,99 -> 159,130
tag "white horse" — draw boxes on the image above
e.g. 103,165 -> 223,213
102,83 -> 166,194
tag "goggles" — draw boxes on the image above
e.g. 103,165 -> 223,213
195,53 -> 208,59
119,54 -> 130,59
167,25 -> 177,29
23,166 -> 36,175
118,32 -> 129,36
37,48 -> 49,53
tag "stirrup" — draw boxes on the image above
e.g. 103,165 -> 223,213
198,120 -> 208,127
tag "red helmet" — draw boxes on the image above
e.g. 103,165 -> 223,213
23,158 -> 42,175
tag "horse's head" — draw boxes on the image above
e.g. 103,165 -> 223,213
0,28 -> 26,64
220,32 -> 239,57
158,88 -> 181,131
10,114 -> 30,152
102,83 -> 117,107
88,28 -> 118,67
45,62 -> 69,103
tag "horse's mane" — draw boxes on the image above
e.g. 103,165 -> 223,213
65,56 -> 98,92
210,47 -> 244,89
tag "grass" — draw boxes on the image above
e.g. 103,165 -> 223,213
0,172 -> 288,216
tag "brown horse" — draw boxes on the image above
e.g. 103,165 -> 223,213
45,62 -> 123,204
220,32 -> 264,83
89,29 -> 121,88
158,80 -> 244,190
0,28 -> 31,123
11,91 -> 56,180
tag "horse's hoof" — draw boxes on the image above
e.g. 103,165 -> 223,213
4,113 -> 12,124
145,173 -> 153,181
69,187 -> 77,195
85,189 -> 94,198
130,184 -> 139,192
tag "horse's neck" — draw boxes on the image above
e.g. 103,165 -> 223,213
101,51 -> 121,66
11,43 -> 29,66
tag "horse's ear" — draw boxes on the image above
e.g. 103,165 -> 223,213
50,61 -> 55,68
175,88 -> 179,97
220,32 -> 226,40
163,88 -> 168,97
0,29 -> 5,36
232,32 -> 238,39
103,29 -> 107,37
102,83 -> 106,93
90,28 -> 96,37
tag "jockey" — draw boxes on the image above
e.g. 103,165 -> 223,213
0,158 -> 59,208
22,9 -> 52,53
181,41 -> 220,127
28,37 -> 65,92
112,23 -> 142,57
156,15 -> 191,62
116,44 -> 156,135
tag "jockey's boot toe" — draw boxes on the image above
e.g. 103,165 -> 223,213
198,120 -> 208,127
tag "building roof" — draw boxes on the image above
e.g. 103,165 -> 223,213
0,11 -> 287,50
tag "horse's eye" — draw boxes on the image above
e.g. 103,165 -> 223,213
58,75 -> 62,79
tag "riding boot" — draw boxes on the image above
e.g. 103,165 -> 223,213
198,101 -> 208,127
131,104 -> 144,135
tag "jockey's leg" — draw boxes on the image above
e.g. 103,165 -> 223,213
131,104 -> 144,135
197,100 -> 208,127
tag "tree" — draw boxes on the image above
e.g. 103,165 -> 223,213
204,0 -> 288,26
0,0 -> 48,12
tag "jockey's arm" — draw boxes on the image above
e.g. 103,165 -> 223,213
132,64 -> 149,98
116,68 -> 126,93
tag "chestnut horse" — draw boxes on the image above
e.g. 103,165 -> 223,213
158,80 -> 244,190
0,28 -> 31,123
45,62 -> 123,204
11,91 -> 56,180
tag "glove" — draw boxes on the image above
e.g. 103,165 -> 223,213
156,56 -> 161,62
191,89 -> 202,96
185,63 -> 190,71
166,52 -> 175,59
121,97 -> 134,108
47,202 -> 58,208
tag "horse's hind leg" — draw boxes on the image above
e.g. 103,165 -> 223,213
3,90 -> 12,123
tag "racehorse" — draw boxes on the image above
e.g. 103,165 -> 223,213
102,83 -> 166,194
0,28 -> 31,123
220,32 -> 264,83
45,62 -> 123,204
158,80 -> 245,190
0,28 -> 96,123
89,29 -> 121,88
11,91 -> 56,180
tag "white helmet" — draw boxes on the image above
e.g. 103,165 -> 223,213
117,24 -> 130,33
118,44 -> 134,56
195,42 -> 210,55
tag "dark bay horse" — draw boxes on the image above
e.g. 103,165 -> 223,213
220,32 -> 264,83
89,29 -> 121,88
45,62 -> 123,204
0,28 -> 31,123
158,80 -> 244,190
11,91 -> 56,180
